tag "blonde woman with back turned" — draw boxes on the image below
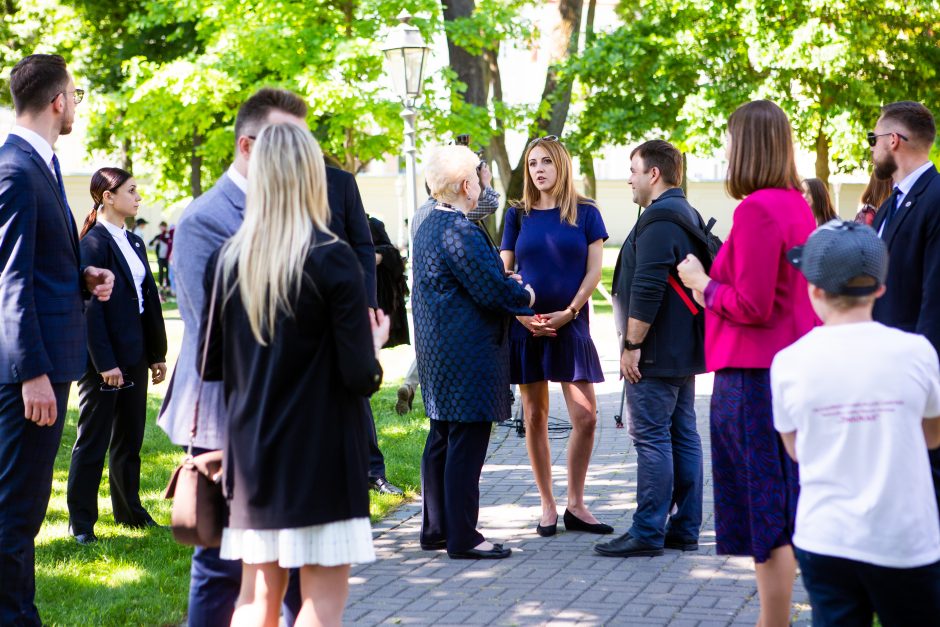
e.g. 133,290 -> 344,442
199,123 -> 389,627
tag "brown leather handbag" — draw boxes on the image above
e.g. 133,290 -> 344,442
163,265 -> 226,547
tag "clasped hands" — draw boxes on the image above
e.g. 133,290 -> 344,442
517,309 -> 574,338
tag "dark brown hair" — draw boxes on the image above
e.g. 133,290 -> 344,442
880,101 -> 936,149
630,140 -> 683,187
9,54 -> 70,115
234,88 -> 308,148
81,167 -> 133,239
803,178 -> 837,225
860,171 -> 892,210
725,100 -> 802,200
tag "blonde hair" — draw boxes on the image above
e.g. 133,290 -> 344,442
424,145 -> 479,203
220,123 -> 334,344
521,138 -> 594,226
725,100 -> 802,200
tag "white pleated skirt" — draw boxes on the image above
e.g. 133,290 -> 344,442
220,517 -> 376,568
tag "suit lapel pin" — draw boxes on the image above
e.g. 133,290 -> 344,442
135,241 -> 141,247
905,201 -> 911,207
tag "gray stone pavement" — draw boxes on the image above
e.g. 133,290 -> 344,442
349,317 -> 811,626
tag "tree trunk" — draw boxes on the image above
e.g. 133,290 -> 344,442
120,135 -> 133,173
815,127 -> 830,187
483,45 -> 512,197
441,0 -> 487,107
505,0 -> 585,204
680,153 -> 688,195
581,154 -> 596,198
190,131 -> 203,198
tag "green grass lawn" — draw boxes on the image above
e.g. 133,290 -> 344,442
35,383 -> 427,626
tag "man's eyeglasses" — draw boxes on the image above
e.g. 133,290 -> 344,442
51,89 -> 84,105
867,131 -> 908,147
527,135 -> 559,149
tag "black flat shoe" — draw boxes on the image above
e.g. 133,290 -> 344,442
448,543 -> 512,560
594,533 -> 664,558
369,476 -> 404,495
536,514 -> 558,537
664,534 -> 699,551
420,539 -> 447,551
563,509 -> 613,534
121,516 -> 162,529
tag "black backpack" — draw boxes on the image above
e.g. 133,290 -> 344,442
637,207 -> 722,271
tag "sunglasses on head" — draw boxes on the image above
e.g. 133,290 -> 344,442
867,131 -> 909,147
527,135 -> 559,150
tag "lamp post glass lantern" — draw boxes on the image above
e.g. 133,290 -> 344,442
382,10 -> 429,270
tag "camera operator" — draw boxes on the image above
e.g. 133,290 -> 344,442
396,136 -> 502,414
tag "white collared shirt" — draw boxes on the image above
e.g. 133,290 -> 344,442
878,160 -> 934,237
100,219 -> 147,313
9,125 -> 55,176
227,164 -> 247,194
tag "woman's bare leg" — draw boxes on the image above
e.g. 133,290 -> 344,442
230,562 -> 288,627
560,381 -> 599,523
520,381 -> 557,525
754,545 -> 797,627
295,564 -> 351,627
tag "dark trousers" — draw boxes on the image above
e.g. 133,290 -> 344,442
795,547 -> 940,626
0,381 -> 71,627
420,420 -> 491,553
930,448 -> 940,521
157,258 -> 169,288
365,401 -> 386,480
626,375 -> 703,546
67,361 -> 151,534
186,446 -> 241,627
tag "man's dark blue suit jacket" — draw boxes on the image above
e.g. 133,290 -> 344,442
0,135 -> 85,384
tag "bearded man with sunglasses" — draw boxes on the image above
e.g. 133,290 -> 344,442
869,100 -> 940,516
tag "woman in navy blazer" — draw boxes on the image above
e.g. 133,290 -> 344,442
66,168 -> 167,544
413,145 -> 536,559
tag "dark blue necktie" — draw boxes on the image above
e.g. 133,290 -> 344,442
880,186 -> 902,234
51,154 -> 76,228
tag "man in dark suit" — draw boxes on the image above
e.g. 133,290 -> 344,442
160,87 -> 397,626
870,100 -> 940,513
0,53 -> 114,626
598,140 -> 705,558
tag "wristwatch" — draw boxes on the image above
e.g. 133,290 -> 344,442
566,305 -> 580,319
623,339 -> 643,351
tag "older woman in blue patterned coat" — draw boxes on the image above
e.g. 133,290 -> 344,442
413,145 -> 535,560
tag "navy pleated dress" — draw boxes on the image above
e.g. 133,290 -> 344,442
501,204 -> 607,384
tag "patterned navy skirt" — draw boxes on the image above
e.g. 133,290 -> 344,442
710,368 -> 799,563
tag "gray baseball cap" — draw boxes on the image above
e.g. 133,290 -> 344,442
786,220 -> 888,296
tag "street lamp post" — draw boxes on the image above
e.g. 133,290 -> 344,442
382,10 -> 429,266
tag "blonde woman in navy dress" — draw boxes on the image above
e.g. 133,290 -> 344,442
500,137 -> 613,536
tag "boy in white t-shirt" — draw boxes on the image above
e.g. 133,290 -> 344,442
771,220 -> 940,626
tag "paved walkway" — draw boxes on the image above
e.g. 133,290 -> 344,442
348,319 -> 811,626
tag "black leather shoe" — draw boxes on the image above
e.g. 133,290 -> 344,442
563,509 -> 613,534
448,543 -> 511,560
122,516 -> 162,529
594,532 -> 664,557
536,515 -> 558,537
74,532 -> 98,546
664,534 -> 699,551
420,539 -> 447,551
369,476 -> 404,495
395,385 -> 415,415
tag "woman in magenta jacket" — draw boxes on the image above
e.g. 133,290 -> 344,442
678,100 -> 816,627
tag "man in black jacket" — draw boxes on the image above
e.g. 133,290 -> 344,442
597,140 -> 705,558
870,101 -> 940,514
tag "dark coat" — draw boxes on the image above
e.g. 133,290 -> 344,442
872,164 -> 940,352
369,216 -> 409,348
412,209 -> 533,423
612,188 -> 705,377
80,223 -> 167,372
0,135 -> 85,383
201,235 -> 382,529
326,166 -> 377,309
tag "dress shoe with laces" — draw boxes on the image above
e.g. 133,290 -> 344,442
594,532 -> 664,557
395,384 -> 415,415
664,534 -> 699,551
369,476 -> 404,495
73,532 -> 98,546
448,543 -> 511,560
563,509 -> 613,534
536,514 -> 558,537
